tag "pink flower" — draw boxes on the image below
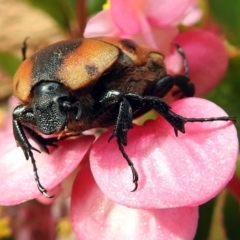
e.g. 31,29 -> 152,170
71,98 -> 238,239
0,98 -> 238,239
0,1 -> 238,239
71,163 -> 199,240
85,0 -> 201,49
84,0 -> 228,96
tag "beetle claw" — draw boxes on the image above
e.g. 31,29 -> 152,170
39,188 -> 54,198
131,181 -> 138,192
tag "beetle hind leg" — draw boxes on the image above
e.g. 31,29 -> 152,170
125,93 -> 235,136
151,75 -> 195,100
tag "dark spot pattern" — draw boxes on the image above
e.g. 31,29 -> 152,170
85,64 -> 99,77
121,39 -> 137,51
31,39 -> 82,84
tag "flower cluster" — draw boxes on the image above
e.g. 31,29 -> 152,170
0,1 -> 238,239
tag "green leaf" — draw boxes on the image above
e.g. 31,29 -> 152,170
87,0 -> 106,16
223,192 -> 240,240
194,198 -> 216,240
208,0 -> 240,46
206,57 -> 240,138
0,53 -> 21,77
236,156 -> 240,177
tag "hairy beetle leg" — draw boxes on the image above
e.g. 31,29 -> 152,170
117,140 -> 138,192
101,90 -> 138,191
173,116 -> 236,137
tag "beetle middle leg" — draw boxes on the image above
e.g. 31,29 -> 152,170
100,89 -> 235,191
100,90 -> 138,191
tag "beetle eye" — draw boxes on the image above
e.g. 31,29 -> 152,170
47,85 -> 55,91
33,81 -> 66,96
41,82 -> 59,93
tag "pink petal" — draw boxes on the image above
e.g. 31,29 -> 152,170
148,26 -> 178,54
90,98 -> 238,208
110,0 -> 145,35
0,126 -> 94,205
111,0 -> 198,35
133,21 -> 178,49
173,30 -> 228,96
84,10 -> 121,38
71,164 -> 198,240
180,6 -> 203,26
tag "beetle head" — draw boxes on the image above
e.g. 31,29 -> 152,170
31,81 -> 77,135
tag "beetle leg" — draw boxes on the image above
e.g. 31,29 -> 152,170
151,75 -> 195,99
100,90 -> 138,191
151,43 -> 194,99
21,37 -> 29,61
172,42 -> 189,78
24,126 -> 58,154
171,75 -> 195,98
13,105 -> 53,198
126,93 -> 235,136
60,100 -> 82,120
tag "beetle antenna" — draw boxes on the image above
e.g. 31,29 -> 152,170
22,37 -> 29,61
172,42 -> 189,78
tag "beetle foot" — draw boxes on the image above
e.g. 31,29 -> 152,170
117,140 -> 139,191
37,183 -> 54,198
28,149 -> 54,198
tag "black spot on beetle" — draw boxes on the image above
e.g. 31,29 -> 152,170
31,39 -> 82,84
121,39 -> 137,51
85,64 -> 99,77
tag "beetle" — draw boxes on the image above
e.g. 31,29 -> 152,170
12,37 -> 235,197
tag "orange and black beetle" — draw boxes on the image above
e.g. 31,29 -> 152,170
12,37 -> 234,197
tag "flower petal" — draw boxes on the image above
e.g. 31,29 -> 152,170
173,30 -> 228,96
110,0 -> 145,35
0,127 -> 94,205
84,10 -> 121,38
90,98 -> 238,208
110,0 -> 198,35
180,6 -> 203,26
147,0 -> 199,27
71,164 -> 198,240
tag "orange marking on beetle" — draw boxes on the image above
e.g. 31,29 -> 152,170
94,37 -> 164,66
57,39 -> 119,90
12,57 -> 33,103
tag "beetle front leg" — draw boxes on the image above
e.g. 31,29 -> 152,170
13,105 -> 53,198
100,90 -> 139,191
